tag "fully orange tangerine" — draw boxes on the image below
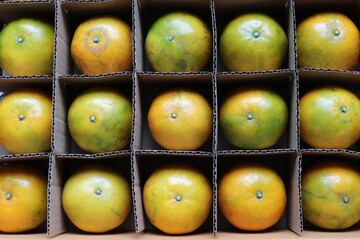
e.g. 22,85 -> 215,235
0,88 -> 52,154
147,88 -> 212,150
297,12 -> 360,70
71,15 -> 132,74
218,162 -> 287,231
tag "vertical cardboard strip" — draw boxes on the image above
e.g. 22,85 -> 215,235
287,152 -> 303,235
131,151 -> 145,232
48,155 -> 66,237
133,0 -> 144,71
288,0 -> 297,70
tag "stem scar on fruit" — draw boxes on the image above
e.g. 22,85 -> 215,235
18,114 -> 26,121
89,115 -> 96,122
256,191 -> 263,199
175,194 -> 182,202
171,112 -> 177,119
342,195 -> 350,204
334,29 -> 340,36
340,106 -> 348,113
93,36 -> 100,44
95,188 -> 102,195
16,36 -> 24,43
167,35 -> 174,41
253,31 -> 260,38
5,192 -> 12,200
247,113 -> 254,120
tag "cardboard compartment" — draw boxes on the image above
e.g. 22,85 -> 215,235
56,0 -> 133,75
132,151 -> 214,234
0,77 -> 53,156
214,0 -> 296,72
0,1 -> 56,77
134,0 -> 214,72
295,0 -> 360,71
300,152 -> 360,233
0,157 -> 50,236
215,151 -> 302,236
216,70 -> 298,151
53,74 -> 133,154
48,154 -> 135,237
133,72 -> 215,152
298,71 -> 360,152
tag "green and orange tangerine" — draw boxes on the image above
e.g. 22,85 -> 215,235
297,12 -> 360,70
67,87 -> 132,153
145,11 -> 212,72
300,85 -> 360,149
219,86 -> 288,149
220,13 -> 288,71
0,17 -> 54,75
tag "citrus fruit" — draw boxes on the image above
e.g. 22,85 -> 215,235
71,15 -> 132,74
0,163 -> 47,233
220,13 -> 288,71
0,88 -> 52,154
67,87 -> 132,153
145,11 -> 212,72
143,163 -> 212,234
0,17 -> 54,75
300,85 -> 360,149
62,164 -> 132,233
219,86 -> 288,149
218,162 -> 287,231
147,88 -> 212,150
302,160 -> 360,230
296,12 -> 360,70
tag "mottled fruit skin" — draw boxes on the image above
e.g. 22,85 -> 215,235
220,13 -> 288,71
219,87 -> 288,149
219,162 -> 287,231
147,88 -> 212,150
71,15 -> 132,74
297,12 -> 360,70
302,161 -> 360,230
300,85 -> 360,149
67,87 -> 132,153
143,163 -> 212,234
145,11 -> 212,72
0,17 -> 54,75
62,164 -> 132,233
0,88 -> 52,154
0,164 -> 47,233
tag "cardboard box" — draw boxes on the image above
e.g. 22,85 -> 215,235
0,0 -> 359,239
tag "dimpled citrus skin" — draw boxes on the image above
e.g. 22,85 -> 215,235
0,88 -> 52,154
300,85 -> 360,149
143,163 -> 212,234
71,15 -> 132,74
220,87 -> 288,149
220,13 -> 288,71
145,11 -> 212,72
218,162 -> 287,231
0,18 -> 54,75
147,88 -> 212,150
0,164 -> 47,233
302,161 -> 360,230
297,12 -> 360,70
67,87 -> 132,153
